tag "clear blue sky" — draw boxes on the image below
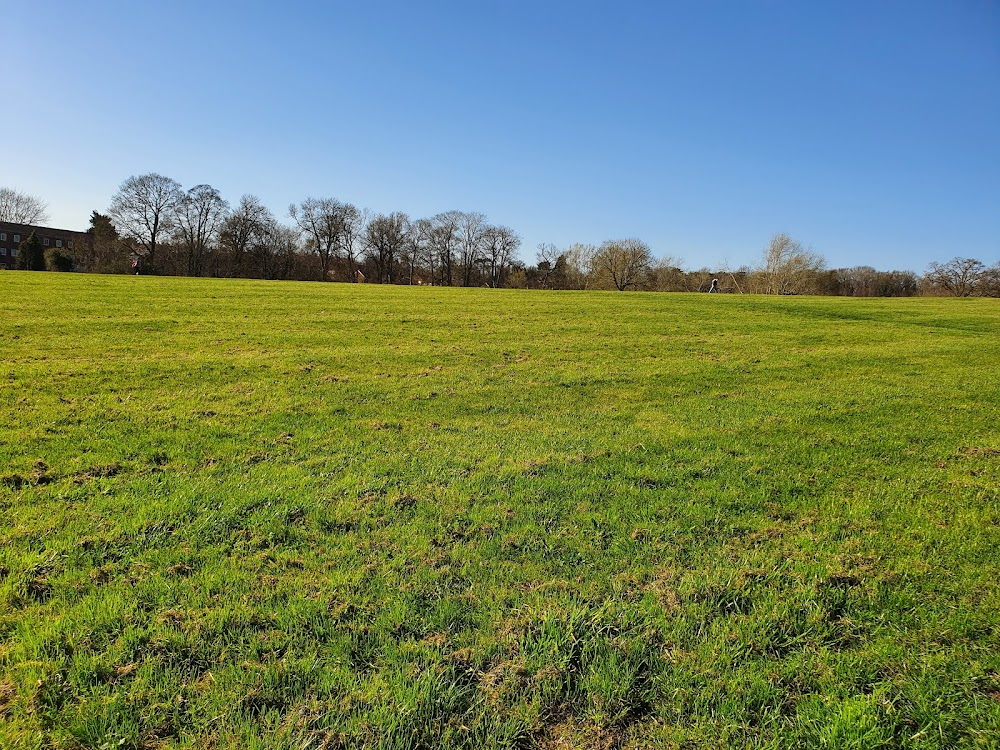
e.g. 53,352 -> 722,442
4,0 -> 998,272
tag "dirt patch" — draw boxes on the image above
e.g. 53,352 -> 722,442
479,659 -> 530,707
26,576 -> 53,602
3,460 -> 53,489
543,717 -> 620,750
113,663 -> 139,681
1,474 -> 27,489
642,567 -> 681,611
958,446 -> 1000,458
158,609 -> 188,628
0,680 -> 15,717
72,463 -> 122,484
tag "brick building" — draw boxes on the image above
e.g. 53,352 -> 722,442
0,221 -> 89,269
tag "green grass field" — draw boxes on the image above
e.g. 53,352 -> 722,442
1,273 -> 998,749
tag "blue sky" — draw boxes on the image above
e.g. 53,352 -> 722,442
4,0 -> 998,272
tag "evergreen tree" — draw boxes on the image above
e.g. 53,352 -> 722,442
16,232 -> 46,271
82,211 -> 125,272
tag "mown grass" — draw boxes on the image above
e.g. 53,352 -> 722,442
1,272 -> 998,749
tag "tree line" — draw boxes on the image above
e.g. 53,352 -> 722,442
2,181 -> 997,297
511,232 -> 998,297
94,174 -> 524,287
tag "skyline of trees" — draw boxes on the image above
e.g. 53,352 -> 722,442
3,180 -> 998,297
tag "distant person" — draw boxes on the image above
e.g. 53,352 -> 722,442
709,278 -> 719,293
131,257 -> 141,275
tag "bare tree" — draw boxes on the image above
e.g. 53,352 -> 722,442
289,198 -> 348,281
458,211 -> 487,286
263,223 -> 302,280
338,204 -> 367,281
430,211 -> 462,286
108,173 -> 183,270
923,257 -> 988,297
408,218 -> 435,284
754,232 -> 826,294
221,195 -> 275,277
830,266 -> 919,297
364,211 -> 410,283
0,187 -> 49,224
592,238 -> 653,291
481,225 -> 520,288
982,263 -> 1000,298
175,184 -> 229,276
563,242 -> 597,289
648,256 -> 688,291
835,266 -> 879,297
535,243 -> 566,289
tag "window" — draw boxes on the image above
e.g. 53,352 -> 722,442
0,233 -> 5,240
68,240 -> 74,248
56,239 -> 63,248
13,234 -> 19,243
0,248 -> 6,256
43,237 -> 50,246
11,248 -> 17,257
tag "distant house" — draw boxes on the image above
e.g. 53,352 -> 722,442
0,221 -> 89,269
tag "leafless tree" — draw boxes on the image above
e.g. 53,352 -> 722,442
563,243 -> 597,289
592,238 -> 653,291
836,266 -> 880,297
430,211 -> 463,286
481,225 -> 520,288
407,218 -> 435,284
829,266 -> 919,297
753,232 -> 826,294
0,187 -> 49,224
981,263 -> 1000,297
289,197 -> 349,281
364,211 -> 410,283
647,256 -> 688,291
338,203 -> 367,281
221,195 -> 275,277
535,243 -> 565,289
108,173 -> 183,269
923,257 -> 988,297
175,184 -> 229,276
263,223 -> 302,280
458,211 -> 487,286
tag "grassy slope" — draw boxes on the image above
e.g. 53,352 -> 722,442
0,273 -> 998,749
